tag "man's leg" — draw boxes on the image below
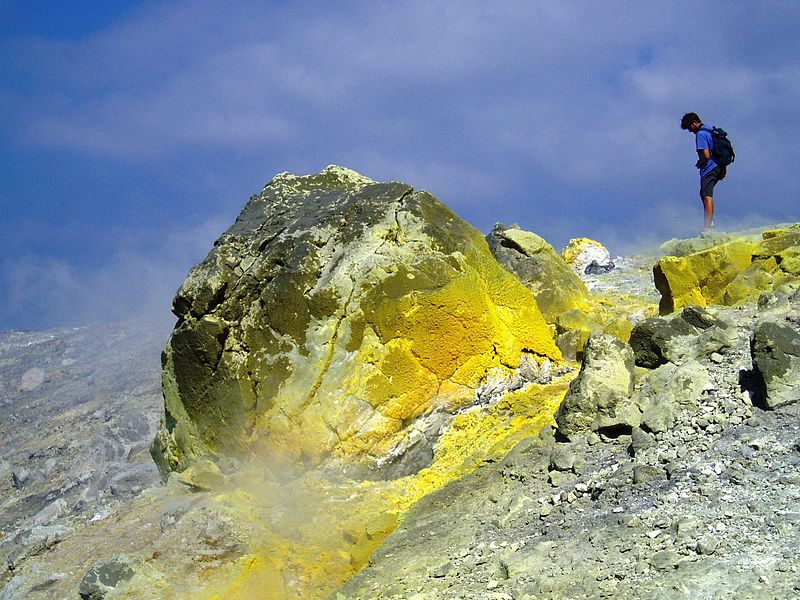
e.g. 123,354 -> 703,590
702,195 -> 714,229
699,169 -> 719,230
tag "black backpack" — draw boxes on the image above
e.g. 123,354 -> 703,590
702,125 -> 735,167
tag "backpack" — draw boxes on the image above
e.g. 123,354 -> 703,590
702,125 -> 735,167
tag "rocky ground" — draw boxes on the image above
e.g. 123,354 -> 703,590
0,322 -> 166,599
335,277 -> 800,599
2,246 -> 799,599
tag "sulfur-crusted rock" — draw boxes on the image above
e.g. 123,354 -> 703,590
151,166 -> 560,478
655,225 -> 800,315
553,309 -> 598,362
658,230 -> 759,258
750,320 -> 800,409
555,333 -> 637,438
654,240 -> 757,314
561,237 -> 613,277
487,224 -> 592,323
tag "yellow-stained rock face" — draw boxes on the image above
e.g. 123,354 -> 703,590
151,167 -> 561,478
152,375 -> 575,600
654,239 -> 757,314
654,225 -> 800,314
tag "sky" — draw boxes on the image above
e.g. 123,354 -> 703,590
1,1 -> 798,331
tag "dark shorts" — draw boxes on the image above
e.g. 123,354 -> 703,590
700,167 -> 724,198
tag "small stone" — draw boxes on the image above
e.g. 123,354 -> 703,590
633,465 -> 664,484
697,535 -> 719,555
645,529 -> 662,539
431,562 -> 452,578
548,470 -> 577,487
672,515 -> 701,539
487,579 -> 501,590
549,445 -> 576,471
649,550 -> 679,571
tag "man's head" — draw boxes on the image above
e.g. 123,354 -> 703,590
681,112 -> 702,132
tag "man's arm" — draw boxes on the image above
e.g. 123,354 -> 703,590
696,147 -> 710,169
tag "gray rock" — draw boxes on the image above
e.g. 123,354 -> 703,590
630,427 -> 655,454
629,316 -> 697,368
629,306 -> 737,369
11,466 -> 40,489
649,549 -> 679,571
79,556 -> 136,600
671,515 -> 702,539
32,498 -> 67,527
635,360 -> 710,433
750,320 -> 800,409
697,535 -> 720,555
0,575 -> 27,600
633,465 -> 664,484
549,445 -> 576,472
555,333 -> 638,438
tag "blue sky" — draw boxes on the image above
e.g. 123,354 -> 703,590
1,1 -> 799,331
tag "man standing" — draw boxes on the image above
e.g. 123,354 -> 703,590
681,112 -> 724,230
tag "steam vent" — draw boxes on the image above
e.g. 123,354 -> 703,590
151,166 -> 561,479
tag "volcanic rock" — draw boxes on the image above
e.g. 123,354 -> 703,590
629,306 -> 737,369
152,166 -> 560,478
750,320 -> 800,409
654,225 -> 800,314
554,333 -> 637,438
78,556 -> 135,600
561,237 -> 613,277
486,224 -> 591,323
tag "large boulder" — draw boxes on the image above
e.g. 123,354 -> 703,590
629,306 -> 737,368
634,360 -> 711,433
151,166 -> 560,477
554,333 -> 637,439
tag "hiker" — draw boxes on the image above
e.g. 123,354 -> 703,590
681,112 -> 727,230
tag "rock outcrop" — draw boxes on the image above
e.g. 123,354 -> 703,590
654,224 -> 800,314
151,166 -> 561,478
487,225 -> 639,362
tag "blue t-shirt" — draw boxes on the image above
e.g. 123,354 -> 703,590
696,127 -> 718,177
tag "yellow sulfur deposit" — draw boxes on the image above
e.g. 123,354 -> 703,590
654,226 -> 800,314
161,375 -> 573,600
